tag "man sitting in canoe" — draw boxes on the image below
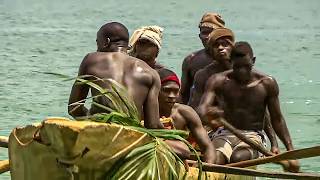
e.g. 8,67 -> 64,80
157,68 -> 216,163
128,25 -> 164,70
68,22 -> 164,129
197,41 -> 300,172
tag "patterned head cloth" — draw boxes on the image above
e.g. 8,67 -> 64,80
199,12 -> 225,29
129,25 -> 164,54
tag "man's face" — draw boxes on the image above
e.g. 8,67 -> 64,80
199,26 -> 214,48
134,39 -> 159,62
211,37 -> 232,61
232,56 -> 254,83
158,81 -> 180,108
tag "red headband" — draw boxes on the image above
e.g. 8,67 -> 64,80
161,75 -> 180,87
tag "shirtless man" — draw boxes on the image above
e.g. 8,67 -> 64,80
68,22 -> 163,129
157,68 -> 216,163
129,26 -> 164,70
190,30 -> 279,153
197,42 -> 299,172
189,28 -> 234,109
180,12 -> 225,104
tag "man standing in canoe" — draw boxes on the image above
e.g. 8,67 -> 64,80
129,25 -> 165,70
197,42 -> 300,172
180,12 -> 225,104
68,22 -> 164,129
157,68 -> 216,163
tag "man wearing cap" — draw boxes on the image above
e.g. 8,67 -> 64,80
129,26 -> 164,70
68,22 -> 164,129
157,68 -> 216,164
197,42 -> 300,172
189,27 -> 234,109
180,12 -> 225,104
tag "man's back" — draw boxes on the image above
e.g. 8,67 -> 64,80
69,51 -> 162,128
83,52 -> 152,113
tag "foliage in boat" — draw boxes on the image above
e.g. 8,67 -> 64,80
71,76 -> 202,180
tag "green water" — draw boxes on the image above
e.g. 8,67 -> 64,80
0,0 -> 319,179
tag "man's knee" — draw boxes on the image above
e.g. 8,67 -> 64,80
230,148 -> 253,163
215,151 -> 227,165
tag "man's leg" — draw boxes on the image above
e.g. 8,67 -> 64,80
230,147 -> 258,163
212,138 -> 232,164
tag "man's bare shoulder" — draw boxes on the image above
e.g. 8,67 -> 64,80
253,70 -> 277,87
174,103 -> 198,120
207,70 -> 231,83
183,49 -> 206,63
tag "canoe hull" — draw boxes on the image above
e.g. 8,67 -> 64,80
8,118 -> 256,180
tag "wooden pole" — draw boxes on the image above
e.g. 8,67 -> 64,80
0,160 -> 9,174
228,146 -> 320,168
187,160 -> 320,179
0,136 -> 8,148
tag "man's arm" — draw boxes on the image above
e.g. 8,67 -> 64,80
143,70 -> 164,129
180,55 -> 193,104
182,105 -> 216,164
188,71 -> 204,109
266,78 -> 300,172
68,54 -> 90,118
266,78 -> 293,151
263,111 -> 279,154
197,75 -> 223,126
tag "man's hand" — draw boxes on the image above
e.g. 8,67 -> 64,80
206,107 -> 224,130
282,159 -> 300,173
207,107 -> 224,120
270,146 -> 280,154
286,160 -> 300,173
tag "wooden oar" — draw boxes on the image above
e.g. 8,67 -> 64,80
228,145 -> 320,168
0,136 -> 8,148
187,160 -> 320,179
0,160 -> 9,174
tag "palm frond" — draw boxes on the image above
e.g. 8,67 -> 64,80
106,138 -> 186,180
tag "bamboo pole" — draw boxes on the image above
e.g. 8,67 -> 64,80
0,160 -> 9,174
0,136 -> 8,148
228,146 -> 320,168
187,160 -> 320,179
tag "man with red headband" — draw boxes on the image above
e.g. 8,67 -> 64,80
157,68 -> 216,164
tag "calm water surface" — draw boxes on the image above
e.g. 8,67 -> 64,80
0,0 -> 319,179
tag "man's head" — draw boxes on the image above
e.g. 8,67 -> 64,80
96,22 -> 129,52
157,68 -> 180,109
207,28 -> 234,61
129,26 -> 163,63
198,12 -> 225,48
231,41 -> 256,83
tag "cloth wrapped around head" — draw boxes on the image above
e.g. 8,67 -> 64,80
207,27 -> 235,47
129,25 -> 164,54
157,68 -> 180,87
199,12 -> 225,29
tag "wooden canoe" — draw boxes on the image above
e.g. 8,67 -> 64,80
8,117 -> 255,180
